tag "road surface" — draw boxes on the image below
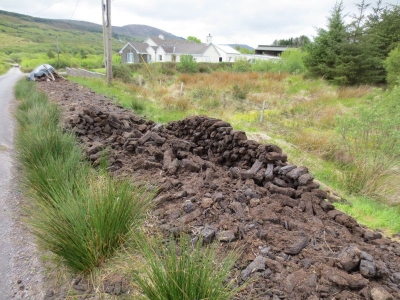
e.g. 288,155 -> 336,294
0,68 -> 44,299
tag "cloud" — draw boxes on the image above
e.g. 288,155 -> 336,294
1,0 -> 399,47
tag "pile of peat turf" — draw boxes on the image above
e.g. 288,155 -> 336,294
39,80 -> 400,300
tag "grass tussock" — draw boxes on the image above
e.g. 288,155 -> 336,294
337,85 -> 373,99
133,234 -> 241,300
14,79 -> 153,272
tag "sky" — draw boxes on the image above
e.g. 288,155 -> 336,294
0,0 -> 399,48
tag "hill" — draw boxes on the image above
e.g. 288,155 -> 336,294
228,44 -> 254,51
0,10 -> 181,56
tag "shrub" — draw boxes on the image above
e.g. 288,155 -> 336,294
279,49 -> 306,74
335,85 -> 400,197
232,58 -> 251,72
161,62 -> 176,75
134,234 -> 241,300
251,59 -> 279,72
384,44 -> 400,88
231,84 -> 249,99
112,64 -> 132,83
177,54 -> 197,73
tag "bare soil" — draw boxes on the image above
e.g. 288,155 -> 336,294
38,79 -> 400,300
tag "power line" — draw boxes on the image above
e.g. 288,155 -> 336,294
69,0 -> 81,22
33,0 -> 64,16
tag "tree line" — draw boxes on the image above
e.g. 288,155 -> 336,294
305,0 -> 400,86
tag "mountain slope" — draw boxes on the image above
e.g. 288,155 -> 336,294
0,10 -> 181,55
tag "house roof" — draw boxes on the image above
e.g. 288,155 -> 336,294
161,43 -> 210,55
215,44 -> 240,55
255,45 -> 288,52
149,36 -> 195,46
119,42 -> 149,54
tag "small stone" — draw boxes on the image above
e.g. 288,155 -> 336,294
182,200 -> 195,213
217,230 -> 236,242
201,198 -> 214,208
201,226 -> 216,244
241,255 -> 267,280
260,247 -> 270,256
249,198 -> 260,207
370,287 -> 393,300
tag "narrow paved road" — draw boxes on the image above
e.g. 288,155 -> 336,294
0,67 -> 22,299
0,68 -> 45,299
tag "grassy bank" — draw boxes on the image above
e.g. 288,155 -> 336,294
69,69 -> 400,235
14,79 -> 153,272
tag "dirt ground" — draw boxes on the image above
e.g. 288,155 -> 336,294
38,78 -> 400,300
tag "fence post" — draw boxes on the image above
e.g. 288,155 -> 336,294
260,100 -> 266,123
180,82 -> 184,96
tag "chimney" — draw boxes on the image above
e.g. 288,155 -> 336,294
206,33 -> 212,44
159,34 -> 164,40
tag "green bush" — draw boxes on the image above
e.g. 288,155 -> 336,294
231,84 -> 249,100
112,64 -> 132,83
335,85 -> 400,196
134,234 -> 241,300
177,55 -> 197,73
232,58 -> 251,72
161,62 -> 177,75
251,59 -> 279,72
279,49 -> 306,74
384,44 -> 400,88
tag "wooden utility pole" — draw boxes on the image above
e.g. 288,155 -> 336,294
101,0 -> 107,69
102,0 -> 112,84
56,36 -> 60,66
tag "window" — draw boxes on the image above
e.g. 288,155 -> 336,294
127,52 -> 134,63
219,57 -> 222,62
159,55 -> 162,61
148,55 -> 152,62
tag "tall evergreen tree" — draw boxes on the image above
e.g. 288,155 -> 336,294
364,2 -> 400,83
305,1 -> 349,83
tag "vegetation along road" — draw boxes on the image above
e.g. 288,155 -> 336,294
0,68 -> 44,299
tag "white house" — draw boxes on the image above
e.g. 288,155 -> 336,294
120,34 -> 241,64
214,44 -> 241,62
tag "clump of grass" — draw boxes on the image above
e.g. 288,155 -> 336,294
337,85 -> 372,99
14,79 -> 153,272
14,80 -> 35,100
33,177 -> 152,272
162,95 -> 191,111
134,234 -> 241,300
129,95 -> 145,112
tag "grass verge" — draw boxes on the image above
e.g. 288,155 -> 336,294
14,79 -> 153,272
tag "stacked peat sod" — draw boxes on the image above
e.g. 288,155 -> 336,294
65,107 -> 400,299
165,115 -> 322,199
69,110 -> 322,201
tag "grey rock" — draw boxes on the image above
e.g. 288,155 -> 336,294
241,255 -> 267,280
360,257 -> 376,278
201,226 -> 216,244
337,245 -> 361,271
182,200 -> 195,213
